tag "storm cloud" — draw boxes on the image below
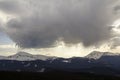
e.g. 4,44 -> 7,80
0,0 -> 119,48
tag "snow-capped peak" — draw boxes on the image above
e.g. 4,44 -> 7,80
85,51 -> 118,59
5,52 -> 56,61
7,52 -> 35,61
13,52 -> 33,56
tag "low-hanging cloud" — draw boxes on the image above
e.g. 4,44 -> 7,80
0,0 -> 119,48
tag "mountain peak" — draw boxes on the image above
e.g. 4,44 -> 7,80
6,51 -> 56,61
85,51 -> 118,59
7,52 -> 35,61
15,52 -> 33,56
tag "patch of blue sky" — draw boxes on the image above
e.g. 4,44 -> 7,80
0,32 -> 14,45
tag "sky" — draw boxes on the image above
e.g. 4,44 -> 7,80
0,0 -> 120,58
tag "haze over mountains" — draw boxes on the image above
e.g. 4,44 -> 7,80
0,51 -> 119,61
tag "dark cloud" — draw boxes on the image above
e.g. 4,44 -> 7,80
0,0 -> 31,16
0,0 -> 119,48
0,0 -> 22,15
114,5 -> 120,11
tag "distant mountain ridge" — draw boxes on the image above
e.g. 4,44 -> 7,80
85,51 -> 119,59
0,51 -> 120,76
0,52 -> 57,61
0,51 -> 119,61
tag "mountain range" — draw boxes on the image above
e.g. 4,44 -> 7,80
2,52 -> 57,61
0,51 -> 120,76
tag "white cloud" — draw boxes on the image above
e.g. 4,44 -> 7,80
0,44 -> 17,56
0,44 -> 16,49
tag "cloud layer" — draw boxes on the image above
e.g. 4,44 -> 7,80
0,0 -> 119,48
